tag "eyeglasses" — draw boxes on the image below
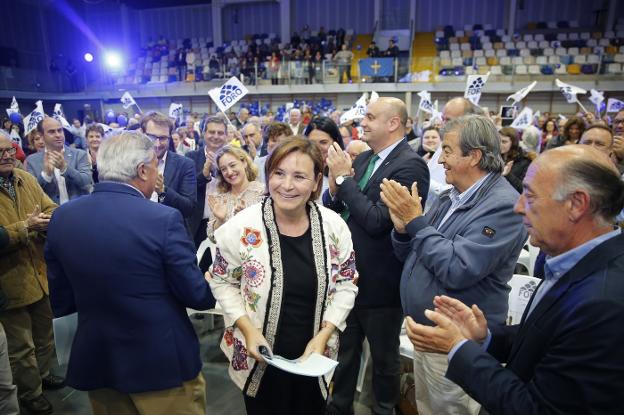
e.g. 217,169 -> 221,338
146,133 -> 170,142
0,147 -> 16,156
613,118 -> 624,125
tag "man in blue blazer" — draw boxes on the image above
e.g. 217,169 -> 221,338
323,97 -> 430,415
45,131 -> 215,415
186,117 -> 228,248
25,117 -> 92,205
405,145 -> 624,415
140,112 -> 197,223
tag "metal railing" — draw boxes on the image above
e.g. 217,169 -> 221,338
0,56 -> 620,93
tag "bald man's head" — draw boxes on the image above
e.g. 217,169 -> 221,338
361,97 -> 408,151
536,145 -> 622,221
346,140 -> 370,160
442,97 -> 484,123
516,145 -> 624,255
375,97 -> 408,127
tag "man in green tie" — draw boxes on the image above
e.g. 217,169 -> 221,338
323,97 -> 430,415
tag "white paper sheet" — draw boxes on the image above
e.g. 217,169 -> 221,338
263,352 -> 338,377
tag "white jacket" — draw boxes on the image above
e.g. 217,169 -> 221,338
209,197 -> 358,398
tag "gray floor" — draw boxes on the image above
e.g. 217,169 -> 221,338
43,314 -> 374,415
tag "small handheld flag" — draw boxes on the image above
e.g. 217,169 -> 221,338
507,81 -> 537,104
464,72 -> 490,105
120,92 -> 141,113
418,90 -> 433,114
555,79 -> 588,112
208,76 -> 249,113
53,104 -> 71,129
510,107 -> 534,129
340,93 -> 369,124
5,96 -> 19,118
606,98 -> 624,113
23,101 -> 45,136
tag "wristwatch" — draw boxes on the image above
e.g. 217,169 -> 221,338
335,175 -> 350,186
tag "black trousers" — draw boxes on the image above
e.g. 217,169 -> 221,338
326,306 -> 403,415
244,365 -> 326,415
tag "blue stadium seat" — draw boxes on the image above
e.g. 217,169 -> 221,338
463,57 -> 474,66
540,65 -> 554,75
581,64 -> 597,74
508,49 -> 520,57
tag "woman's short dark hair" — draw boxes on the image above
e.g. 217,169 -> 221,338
303,116 -> 344,150
265,136 -> 324,201
85,124 -> 105,137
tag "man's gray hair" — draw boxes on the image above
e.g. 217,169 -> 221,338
441,115 -> 504,173
521,126 -> 541,153
98,131 -> 155,183
553,159 -> 624,226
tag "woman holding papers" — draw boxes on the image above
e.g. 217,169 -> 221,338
208,137 -> 358,414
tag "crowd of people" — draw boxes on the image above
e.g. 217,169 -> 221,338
1,93 -> 624,415
140,26 -> 367,85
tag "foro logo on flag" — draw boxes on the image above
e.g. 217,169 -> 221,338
208,76 -> 249,113
219,84 -> 244,106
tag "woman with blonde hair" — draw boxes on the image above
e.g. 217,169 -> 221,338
206,145 -> 265,242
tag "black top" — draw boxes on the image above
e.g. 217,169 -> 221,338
273,225 -> 317,359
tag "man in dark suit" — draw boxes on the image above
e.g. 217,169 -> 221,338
25,117 -> 92,205
323,97 -> 429,415
45,131 -> 215,415
406,145 -> 624,415
140,112 -> 197,223
186,116 -> 228,248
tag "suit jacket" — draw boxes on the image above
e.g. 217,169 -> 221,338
185,148 -> 212,237
447,233 -> 624,415
25,146 -> 92,204
323,138 -> 429,307
45,182 -> 216,393
161,150 -> 197,220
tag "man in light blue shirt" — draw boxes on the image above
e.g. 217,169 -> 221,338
405,145 -> 624,415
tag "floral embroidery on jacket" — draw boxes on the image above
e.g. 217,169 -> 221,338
339,251 -> 357,282
241,227 -> 263,248
242,259 -> 265,287
232,337 -> 249,371
224,326 -> 235,346
243,285 -> 261,312
212,248 -> 229,276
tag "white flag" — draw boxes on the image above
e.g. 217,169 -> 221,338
464,72 -> 490,105
168,102 -> 183,119
208,76 -> 249,113
418,90 -> 434,114
53,103 -> 71,129
588,89 -> 604,109
5,96 -> 19,118
511,107 -> 534,129
606,98 -> 624,113
431,100 -> 443,122
507,81 -> 537,104
555,79 -> 586,104
340,93 -> 368,124
120,92 -> 136,109
23,101 -> 45,136
369,91 -> 380,103
97,123 -> 123,138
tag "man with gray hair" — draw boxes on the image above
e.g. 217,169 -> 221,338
287,108 -> 305,135
45,131 -> 215,415
405,145 -> 624,414
380,115 -> 527,415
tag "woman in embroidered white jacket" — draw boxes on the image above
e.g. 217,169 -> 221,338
208,137 -> 358,414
